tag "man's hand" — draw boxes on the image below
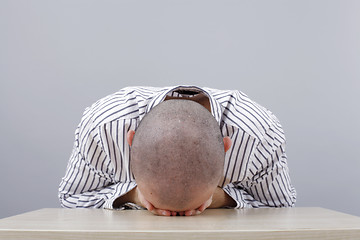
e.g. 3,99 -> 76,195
114,186 -> 235,216
135,186 -> 235,216
183,196 -> 212,216
114,186 -> 176,216
182,186 -> 237,215
136,187 -> 213,216
135,186 -> 173,216
208,186 -> 237,209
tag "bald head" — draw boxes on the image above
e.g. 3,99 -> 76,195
130,99 -> 225,211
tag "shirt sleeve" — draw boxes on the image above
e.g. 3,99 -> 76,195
222,127 -> 297,208
58,112 -> 137,209
58,143 -> 137,209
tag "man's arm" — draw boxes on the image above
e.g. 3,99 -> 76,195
59,113 -> 139,209
221,137 -> 296,208
58,140 -> 137,209
113,187 -> 178,216
209,187 -> 237,208
179,187 -> 237,216
112,186 -> 140,208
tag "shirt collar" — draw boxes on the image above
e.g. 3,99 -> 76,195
144,85 -> 223,125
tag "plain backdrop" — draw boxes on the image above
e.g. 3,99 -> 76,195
1,0 -> 359,219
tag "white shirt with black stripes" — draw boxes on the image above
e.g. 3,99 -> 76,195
58,85 -> 297,209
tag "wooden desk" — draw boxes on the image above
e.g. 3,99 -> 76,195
0,208 -> 359,239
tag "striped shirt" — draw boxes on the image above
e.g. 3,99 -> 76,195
58,86 -> 296,209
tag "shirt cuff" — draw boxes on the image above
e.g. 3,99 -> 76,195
103,181 -> 138,209
222,184 -> 243,209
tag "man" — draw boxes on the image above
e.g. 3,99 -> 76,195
59,86 -> 296,216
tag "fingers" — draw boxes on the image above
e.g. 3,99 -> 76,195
184,209 -> 201,216
197,203 -> 207,212
184,196 -> 213,216
168,211 -> 185,216
136,187 -> 156,212
151,209 -> 194,217
198,196 -> 213,212
151,209 -> 186,216
136,187 -> 182,217
139,195 -> 154,211
152,209 -> 171,216
143,200 -> 154,211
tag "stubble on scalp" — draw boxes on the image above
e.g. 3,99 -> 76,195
131,99 -> 225,211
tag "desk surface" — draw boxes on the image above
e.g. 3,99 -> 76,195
0,208 -> 360,240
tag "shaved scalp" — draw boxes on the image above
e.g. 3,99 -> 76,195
131,99 -> 225,211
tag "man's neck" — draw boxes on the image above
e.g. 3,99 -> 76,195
164,93 -> 211,112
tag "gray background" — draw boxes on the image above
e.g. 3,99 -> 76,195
1,0 -> 359,219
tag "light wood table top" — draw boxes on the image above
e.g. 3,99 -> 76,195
0,207 -> 360,239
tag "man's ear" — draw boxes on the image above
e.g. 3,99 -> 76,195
127,130 -> 136,146
223,136 -> 232,153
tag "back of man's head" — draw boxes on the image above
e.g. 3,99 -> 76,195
131,99 -> 225,211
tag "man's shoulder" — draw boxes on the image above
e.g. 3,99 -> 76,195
81,86 -> 165,127
210,89 -> 284,141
